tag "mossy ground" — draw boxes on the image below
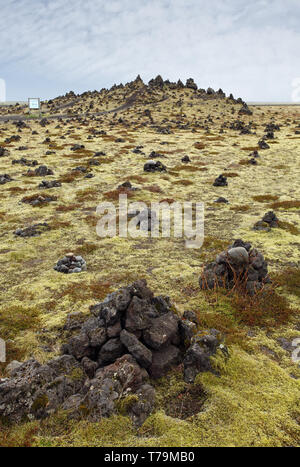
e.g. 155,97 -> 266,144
0,85 -> 300,446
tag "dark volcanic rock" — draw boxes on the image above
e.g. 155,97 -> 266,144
186,78 -> 197,90
213,174 -> 228,187
120,329 -> 152,368
0,355 -> 85,423
0,174 -> 13,184
25,165 -> 54,177
143,312 -> 180,350
97,338 -> 125,366
183,330 -> 228,383
149,345 -> 181,379
253,211 -> 279,231
144,160 -> 167,172
0,147 -> 9,157
1,280 -> 227,425
54,253 -> 87,274
199,239 -> 270,295
14,222 -> 50,237
39,180 -> 61,189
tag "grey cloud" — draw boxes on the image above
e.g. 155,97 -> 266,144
0,0 -> 299,101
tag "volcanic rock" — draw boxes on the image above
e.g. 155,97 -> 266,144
54,254 -> 87,273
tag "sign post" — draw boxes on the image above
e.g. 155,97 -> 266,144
28,97 -> 41,117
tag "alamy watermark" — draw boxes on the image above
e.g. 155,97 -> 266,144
0,78 -> 6,102
0,337 -> 6,363
96,194 -> 204,249
291,78 -> 300,103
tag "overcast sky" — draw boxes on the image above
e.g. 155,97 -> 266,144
1,0 -> 300,102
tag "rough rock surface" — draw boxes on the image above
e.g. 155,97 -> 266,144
199,239 -> 270,295
14,222 -> 50,237
54,253 -> 87,273
144,160 -> 167,172
0,280 -> 227,425
253,211 -> 279,231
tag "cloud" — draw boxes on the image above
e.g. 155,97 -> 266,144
0,0 -> 299,101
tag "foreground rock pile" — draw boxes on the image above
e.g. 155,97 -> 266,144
199,239 -> 270,295
0,280 -> 228,425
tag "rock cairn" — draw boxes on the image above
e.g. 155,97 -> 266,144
199,239 -> 270,296
0,174 -> 13,185
213,174 -> 228,187
253,211 -> 279,232
54,253 -> 87,273
144,160 -> 167,172
0,280 -> 228,425
14,223 -> 50,238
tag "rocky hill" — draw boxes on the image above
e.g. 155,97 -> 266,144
0,76 -> 299,447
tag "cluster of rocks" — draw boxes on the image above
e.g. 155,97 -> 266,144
0,147 -> 9,157
54,253 -> 87,273
5,135 -> 20,144
25,165 -> 54,177
14,222 -> 50,238
0,174 -> 13,185
0,281 -> 228,425
12,157 -> 38,167
117,181 -> 138,191
238,103 -> 253,116
253,211 -> 279,232
38,180 -> 61,189
213,174 -> 228,187
144,160 -> 167,172
258,139 -> 270,150
181,155 -> 191,163
199,239 -> 270,296
21,193 -> 57,206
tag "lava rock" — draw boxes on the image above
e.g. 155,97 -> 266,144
14,223 -> 50,237
183,330 -> 228,383
149,345 -> 181,379
0,147 -> 9,157
120,329 -> 152,368
54,253 -> 87,273
0,174 -> 13,184
213,174 -> 228,187
144,160 -> 167,172
39,180 -> 61,189
97,338 -> 125,366
199,239 -> 269,295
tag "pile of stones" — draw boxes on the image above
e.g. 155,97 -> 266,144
253,211 -> 279,232
213,174 -> 228,187
0,280 -> 228,425
0,174 -> 13,185
38,180 -> 61,189
14,222 -> 50,237
21,193 -> 57,206
0,147 -> 9,157
12,157 -> 38,167
25,165 -> 54,176
199,239 -> 270,296
144,160 -> 167,172
54,253 -> 87,273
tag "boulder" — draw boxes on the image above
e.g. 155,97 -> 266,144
120,329 -> 152,368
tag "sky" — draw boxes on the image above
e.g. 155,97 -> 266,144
0,0 -> 300,102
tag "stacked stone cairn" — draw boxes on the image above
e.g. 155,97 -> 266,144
0,280 -> 228,425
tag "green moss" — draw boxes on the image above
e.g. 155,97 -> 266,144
115,395 -> 139,415
31,394 -> 49,412
69,367 -> 85,381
